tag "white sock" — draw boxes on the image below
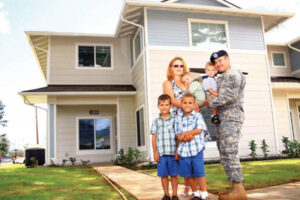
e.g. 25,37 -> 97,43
201,191 -> 208,199
193,191 -> 200,197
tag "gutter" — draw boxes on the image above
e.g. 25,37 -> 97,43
23,96 -> 48,111
120,16 -> 152,161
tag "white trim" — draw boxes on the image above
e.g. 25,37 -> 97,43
116,98 -> 121,152
132,28 -> 142,62
148,45 -> 266,54
75,43 -> 114,70
47,36 -> 51,84
131,49 -> 144,71
261,17 -> 279,154
135,104 -> 146,151
46,104 -> 50,164
296,102 -> 300,139
53,104 -> 57,163
56,100 -> 119,106
188,18 -> 230,49
144,7 -> 153,161
286,94 -> 295,140
19,91 -> 136,96
271,51 -> 287,68
76,116 -> 114,155
25,31 -> 115,38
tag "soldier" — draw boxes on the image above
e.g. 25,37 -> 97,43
205,50 -> 247,200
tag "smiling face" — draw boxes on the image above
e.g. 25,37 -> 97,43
181,96 -> 195,115
205,65 -> 218,78
171,59 -> 185,77
214,55 -> 231,73
158,99 -> 171,115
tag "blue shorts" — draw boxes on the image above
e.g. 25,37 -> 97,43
157,155 -> 178,177
179,150 -> 205,178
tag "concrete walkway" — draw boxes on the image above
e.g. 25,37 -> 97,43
94,165 -> 300,200
94,165 -> 217,200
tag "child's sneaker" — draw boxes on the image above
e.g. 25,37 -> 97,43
162,195 -> 171,200
178,186 -> 189,198
211,115 -> 220,124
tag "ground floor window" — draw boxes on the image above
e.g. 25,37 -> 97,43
79,118 -> 111,150
136,107 -> 145,146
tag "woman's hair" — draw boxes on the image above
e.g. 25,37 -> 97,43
167,56 -> 189,81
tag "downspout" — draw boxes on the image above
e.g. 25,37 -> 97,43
120,16 -> 152,161
23,96 -> 48,111
288,43 -> 300,53
261,17 -> 280,154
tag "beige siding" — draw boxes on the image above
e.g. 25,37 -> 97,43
288,99 -> 300,141
49,36 -> 132,84
272,90 -> 294,151
148,49 -> 277,158
132,56 -> 145,108
267,45 -> 292,77
56,105 -> 117,164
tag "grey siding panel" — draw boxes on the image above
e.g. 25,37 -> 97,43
49,104 -> 55,158
176,0 -> 228,7
289,41 -> 300,72
147,9 -> 265,50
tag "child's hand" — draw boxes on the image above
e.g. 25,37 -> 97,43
154,152 -> 160,162
175,152 -> 179,160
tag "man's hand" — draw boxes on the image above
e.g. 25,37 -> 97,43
154,152 -> 160,162
175,152 -> 179,160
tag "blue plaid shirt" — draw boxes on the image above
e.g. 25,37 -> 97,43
151,114 -> 177,156
175,110 -> 207,157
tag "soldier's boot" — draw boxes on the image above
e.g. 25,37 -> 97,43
218,182 -> 247,200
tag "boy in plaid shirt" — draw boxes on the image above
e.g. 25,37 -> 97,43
151,94 -> 179,200
175,93 -> 208,200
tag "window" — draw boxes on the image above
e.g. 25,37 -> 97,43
136,107 -> 145,146
133,29 -> 142,61
272,52 -> 286,67
189,19 -> 228,48
78,118 -> 111,150
78,44 -> 112,68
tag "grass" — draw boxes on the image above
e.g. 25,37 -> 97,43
0,164 -> 136,200
142,158 -> 300,194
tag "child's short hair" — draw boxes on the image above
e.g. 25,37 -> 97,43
158,94 -> 172,105
181,72 -> 194,78
181,92 -> 195,102
205,61 -> 217,70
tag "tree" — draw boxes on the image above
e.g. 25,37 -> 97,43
0,134 -> 9,156
0,101 -> 9,156
0,101 -> 8,127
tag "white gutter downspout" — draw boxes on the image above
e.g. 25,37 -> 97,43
120,16 -> 152,161
288,43 -> 300,53
23,96 -> 47,111
261,17 -> 280,154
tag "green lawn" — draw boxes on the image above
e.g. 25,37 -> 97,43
0,164 -> 136,200
142,158 -> 300,194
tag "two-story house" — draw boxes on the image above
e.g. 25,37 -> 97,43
20,0 -> 297,164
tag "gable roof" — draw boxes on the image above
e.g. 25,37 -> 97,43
161,0 -> 241,9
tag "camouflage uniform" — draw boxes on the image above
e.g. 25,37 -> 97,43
209,68 -> 246,182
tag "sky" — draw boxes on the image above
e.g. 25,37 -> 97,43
0,0 -> 299,151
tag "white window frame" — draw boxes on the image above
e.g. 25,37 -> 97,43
188,18 -> 230,49
132,29 -> 143,63
76,43 -> 114,70
271,51 -> 287,68
135,105 -> 146,151
76,116 -> 113,155
296,102 -> 300,137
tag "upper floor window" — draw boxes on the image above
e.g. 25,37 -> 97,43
77,44 -> 113,68
188,19 -> 229,48
271,51 -> 286,67
133,29 -> 142,62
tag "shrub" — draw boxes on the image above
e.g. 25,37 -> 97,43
30,157 -> 38,168
114,147 -> 141,169
261,139 -> 269,159
249,140 -> 257,159
69,157 -> 76,166
282,136 -> 290,154
62,159 -> 68,166
80,159 -> 90,166
281,136 -> 300,157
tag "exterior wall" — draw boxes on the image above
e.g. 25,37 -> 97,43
148,49 -> 277,158
272,90 -> 300,150
267,45 -> 292,77
146,9 -> 265,50
289,99 -> 300,141
48,95 -> 137,164
289,41 -> 300,73
132,56 -> 145,109
176,0 -> 228,7
49,36 -> 132,84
